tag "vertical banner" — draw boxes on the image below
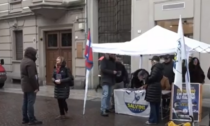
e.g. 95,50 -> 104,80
170,83 -> 202,122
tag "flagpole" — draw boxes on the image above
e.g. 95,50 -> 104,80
83,69 -> 90,114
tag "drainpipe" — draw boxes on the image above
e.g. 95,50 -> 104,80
84,0 -> 87,64
84,0 -> 88,35
35,15 -> 38,50
84,0 -> 89,87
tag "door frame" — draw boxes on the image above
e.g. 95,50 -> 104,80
38,25 -> 74,85
45,30 -> 72,85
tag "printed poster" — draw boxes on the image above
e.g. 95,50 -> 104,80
170,83 -> 201,122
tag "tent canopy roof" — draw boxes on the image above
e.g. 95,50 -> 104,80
92,26 -> 210,56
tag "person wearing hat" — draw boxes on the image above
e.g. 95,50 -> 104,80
145,56 -> 163,125
162,54 -> 174,86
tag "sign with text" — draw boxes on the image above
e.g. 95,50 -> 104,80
170,83 -> 202,122
114,89 -> 150,117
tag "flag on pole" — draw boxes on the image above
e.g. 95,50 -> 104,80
177,16 -> 193,119
83,29 -> 93,115
85,29 -> 93,70
173,26 -> 183,90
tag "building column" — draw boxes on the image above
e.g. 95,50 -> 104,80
193,0 -> 201,59
200,0 -> 210,84
131,0 -> 150,73
88,0 -> 98,88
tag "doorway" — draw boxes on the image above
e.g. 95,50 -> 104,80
45,30 -> 72,85
156,19 -> 193,38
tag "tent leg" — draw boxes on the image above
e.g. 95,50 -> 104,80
139,55 -> 143,68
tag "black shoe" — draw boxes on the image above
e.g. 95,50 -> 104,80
101,111 -> 109,117
106,108 -> 115,113
28,120 -> 43,125
22,121 -> 29,124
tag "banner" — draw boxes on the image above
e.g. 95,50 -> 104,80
114,89 -> 150,117
170,83 -> 202,122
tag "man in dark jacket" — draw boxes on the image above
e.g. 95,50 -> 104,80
100,54 -> 116,116
20,47 -> 42,125
162,54 -> 174,85
111,56 -> 128,110
145,56 -> 163,125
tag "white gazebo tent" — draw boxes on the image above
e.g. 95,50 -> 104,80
89,25 -> 210,122
92,26 -> 210,56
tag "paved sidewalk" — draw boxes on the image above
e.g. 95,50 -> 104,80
0,83 -> 209,126
0,83 -> 101,101
0,92 -> 167,126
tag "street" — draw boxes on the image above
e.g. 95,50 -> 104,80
0,83 -> 209,126
0,92 -> 169,126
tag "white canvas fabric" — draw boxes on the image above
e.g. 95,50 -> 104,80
92,26 -> 210,55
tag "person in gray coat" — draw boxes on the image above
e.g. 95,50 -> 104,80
20,47 -> 42,125
52,56 -> 73,119
100,54 -> 116,116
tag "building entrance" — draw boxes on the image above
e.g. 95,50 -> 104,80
45,30 -> 72,84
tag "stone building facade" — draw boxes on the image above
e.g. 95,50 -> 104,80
0,0 -> 88,87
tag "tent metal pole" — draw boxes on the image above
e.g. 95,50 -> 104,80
139,55 -> 143,68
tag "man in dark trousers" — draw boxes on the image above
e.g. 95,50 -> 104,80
100,54 -> 116,117
20,47 -> 42,125
162,54 -> 174,85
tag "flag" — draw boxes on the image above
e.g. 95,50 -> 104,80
173,28 -> 183,90
85,29 -> 93,70
178,15 -> 194,118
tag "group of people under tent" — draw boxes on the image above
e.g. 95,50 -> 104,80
98,53 -> 206,125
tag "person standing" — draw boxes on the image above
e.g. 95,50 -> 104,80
100,54 -> 116,117
111,56 -> 129,110
162,54 -> 174,85
20,47 -> 42,125
189,57 -> 205,83
145,56 -> 163,125
52,56 -> 74,119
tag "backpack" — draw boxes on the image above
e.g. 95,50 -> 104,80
65,67 -> 74,86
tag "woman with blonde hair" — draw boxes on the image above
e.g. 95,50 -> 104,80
52,56 -> 74,119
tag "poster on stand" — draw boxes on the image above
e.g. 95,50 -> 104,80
170,83 -> 202,122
